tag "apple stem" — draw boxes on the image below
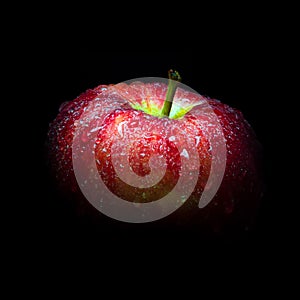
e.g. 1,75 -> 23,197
161,69 -> 182,117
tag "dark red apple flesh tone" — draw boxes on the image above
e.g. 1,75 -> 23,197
47,74 -> 263,234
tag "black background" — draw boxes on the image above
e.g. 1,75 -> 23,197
7,12 -> 294,297
1,2 -> 292,299
7,2 -> 293,294
32,48 -> 279,256
17,7 -> 287,274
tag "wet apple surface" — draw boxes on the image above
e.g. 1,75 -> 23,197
47,74 -> 263,234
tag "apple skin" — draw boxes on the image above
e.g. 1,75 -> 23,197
47,82 -> 263,234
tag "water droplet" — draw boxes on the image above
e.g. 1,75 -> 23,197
90,126 -> 101,133
180,148 -> 189,159
117,121 -> 126,137
195,136 -> 201,146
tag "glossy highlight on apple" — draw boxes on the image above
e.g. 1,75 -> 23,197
71,77 -> 227,223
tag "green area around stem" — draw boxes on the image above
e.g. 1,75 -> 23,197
129,99 -> 194,120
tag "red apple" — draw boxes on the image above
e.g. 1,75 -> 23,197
47,71 -> 263,234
